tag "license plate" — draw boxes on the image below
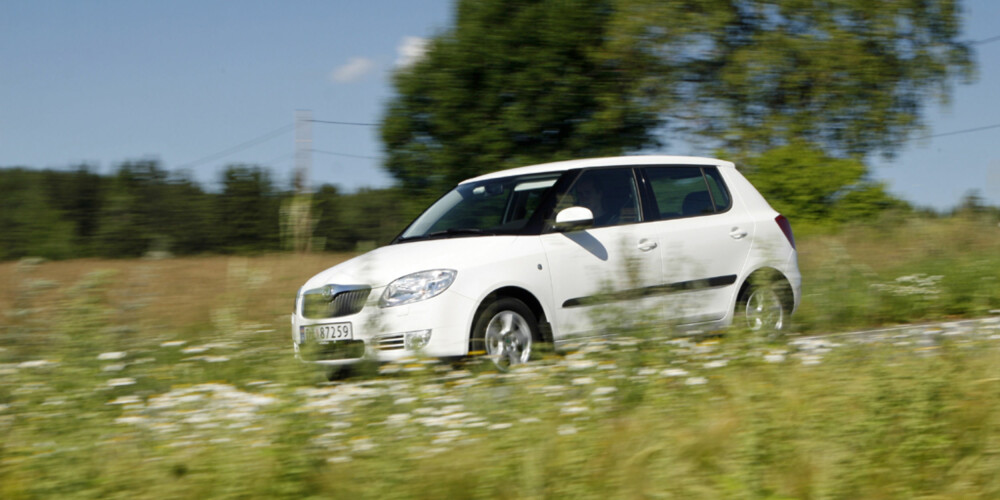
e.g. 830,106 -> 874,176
306,323 -> 353,342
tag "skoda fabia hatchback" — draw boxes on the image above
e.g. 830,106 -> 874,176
292,156 -> 800,368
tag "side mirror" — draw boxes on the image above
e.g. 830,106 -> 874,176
554,206 -> 594,231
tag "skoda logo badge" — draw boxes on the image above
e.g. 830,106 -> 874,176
322,285 -> 335,301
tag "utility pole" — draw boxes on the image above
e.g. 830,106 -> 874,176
285,110 -> 314,252
295,109 -> 312,194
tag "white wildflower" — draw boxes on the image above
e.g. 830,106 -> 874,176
98,352 -> 126,361
800,355 -> 822,366
488,423 -> 513,431
572,377 -> 594,385
557,425 -> 578,436
108,395 -> 142,405
386,414 -> 410,426
115,416 -> 147,425
704,360 -> 728,369
685,376 -> 708,386
351,438 -> 376,453
19,359 -> 55,368
160,340 -> 186,348
592,386 -> 617,396
561,405 -> 589,415
660,368 -> 689,377
764,354 -> 785,363
108,378 -> 136,387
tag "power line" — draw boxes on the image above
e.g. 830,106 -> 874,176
970,34 -> 1000,46
309,119 -> 379,127
912,122 -> 1000,141
177,123 -> 295,169
311,149 -> 382,161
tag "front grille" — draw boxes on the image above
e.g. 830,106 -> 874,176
301,340 -> 366,361
301,285 -> 371,319
375,334 -> 405,351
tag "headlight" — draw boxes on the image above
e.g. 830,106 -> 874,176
380,269 -> 457,307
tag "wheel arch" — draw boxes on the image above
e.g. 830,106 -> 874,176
469,286 -> 550,345
736,267 -> 794,314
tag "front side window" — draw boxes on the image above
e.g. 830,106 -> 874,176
644,166 -> 730,220
551,168 -> 641,228
396,173 -> 562,242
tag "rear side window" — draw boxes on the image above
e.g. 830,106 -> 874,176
643,166 -> 731,220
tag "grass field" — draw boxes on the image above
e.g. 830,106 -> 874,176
2,215 -> 1000,498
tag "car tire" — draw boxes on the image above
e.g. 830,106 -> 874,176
471,297 -> 538,370
738,279 -> 786,332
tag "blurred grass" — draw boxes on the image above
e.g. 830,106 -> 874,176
1,215 -> 1000,498
794,213 -> 1000,332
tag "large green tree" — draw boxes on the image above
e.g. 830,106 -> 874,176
383,0 -> 973,221
382,0 -> 663,200
611,0 -> 974,158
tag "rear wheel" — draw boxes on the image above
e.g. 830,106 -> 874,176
472,298 -> 538,370
739,281 -> 786,332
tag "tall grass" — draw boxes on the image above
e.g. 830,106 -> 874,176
794,213 -> 1000,332
1,215 -> 999,498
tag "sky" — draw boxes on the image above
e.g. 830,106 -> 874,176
1,0 -> 998,211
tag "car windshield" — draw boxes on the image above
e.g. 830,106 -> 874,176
397,173 -> 563,242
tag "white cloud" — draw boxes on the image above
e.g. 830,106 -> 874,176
330,57 -> 376,83
395,36 -> 428,68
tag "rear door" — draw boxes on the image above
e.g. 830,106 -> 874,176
639,165 -> 755,323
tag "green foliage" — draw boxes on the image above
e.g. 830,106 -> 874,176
382,0 -> 664,201
0,163 -> 416,260
381,0 -> 972,222
0,169 -> 75,260
613,0 -> 974,159
741,141 -> 910,225
217,165 -> 280,253
311,185 -> 412,251
794,214 -> 1000,332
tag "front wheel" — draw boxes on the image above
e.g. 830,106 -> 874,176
739,282 -> 786,332
472,298 -> 538,371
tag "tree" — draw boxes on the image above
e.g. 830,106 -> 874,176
611,0 -> 974,159
96,161 -> 173,258
743,142 -> 908,225
382,0 -> 664,201
0,169 -> 75,260
42,165 -> 104,256
217,165 -> 280,252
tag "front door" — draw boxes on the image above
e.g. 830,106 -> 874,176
539,168 -> 663,340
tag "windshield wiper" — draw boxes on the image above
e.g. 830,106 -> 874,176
397,228 -> 495,243
426,228 -> 493,238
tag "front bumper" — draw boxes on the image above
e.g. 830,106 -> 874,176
291,287 -> 476,365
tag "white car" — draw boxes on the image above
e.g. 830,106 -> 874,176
292,156 -> 800,369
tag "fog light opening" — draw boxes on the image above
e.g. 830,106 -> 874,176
405,330 -> 432,351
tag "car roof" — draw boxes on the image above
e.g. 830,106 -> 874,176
461,155 -> 735,184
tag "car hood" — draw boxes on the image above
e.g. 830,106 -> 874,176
300,236 -> 520,291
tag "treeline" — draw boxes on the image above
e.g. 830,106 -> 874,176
0,161 -> 412,261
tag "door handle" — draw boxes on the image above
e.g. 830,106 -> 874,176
637,239 -> 658,251
729,227 -> 748,240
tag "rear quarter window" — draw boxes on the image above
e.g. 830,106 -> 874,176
644,166 -> 731,219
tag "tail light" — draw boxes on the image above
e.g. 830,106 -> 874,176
775,215 -> 795,249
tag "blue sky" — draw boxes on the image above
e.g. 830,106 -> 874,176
1,0 -> 997,210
